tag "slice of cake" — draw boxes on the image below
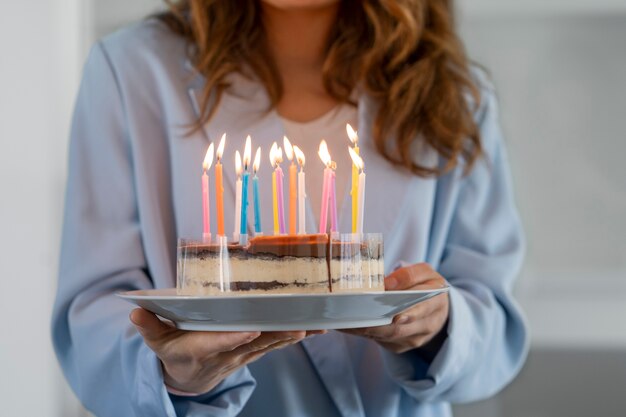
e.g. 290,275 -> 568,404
177,241 -> 243,296
330,235 -> 385,293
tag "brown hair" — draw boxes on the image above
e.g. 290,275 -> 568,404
159,0 -> 481,176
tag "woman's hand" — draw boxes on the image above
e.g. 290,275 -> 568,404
342,263 -> 449,355
130,308 -> 323,394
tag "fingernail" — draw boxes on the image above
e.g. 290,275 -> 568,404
386,277 -> 398,290
396,315 -> 409,324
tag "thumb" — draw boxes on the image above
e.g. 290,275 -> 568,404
130,308 -> 174,345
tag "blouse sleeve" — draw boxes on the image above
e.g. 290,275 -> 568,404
51,42 -> 256,417
380,79 -> 529,403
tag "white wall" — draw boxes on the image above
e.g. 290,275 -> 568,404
0,1 -> 82,416
460,13 -> 626,348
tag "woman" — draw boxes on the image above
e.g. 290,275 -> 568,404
52,0 -> 528,416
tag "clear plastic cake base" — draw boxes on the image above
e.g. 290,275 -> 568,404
177,233 -> 384,295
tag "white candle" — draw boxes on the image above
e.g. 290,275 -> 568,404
293,146 -> 306,235
202,143 -> 214,243
233,150 -> 242,243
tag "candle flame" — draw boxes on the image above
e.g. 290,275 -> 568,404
276,146 -> 283,164
270,142 -> 284,168
253,146 -> 261,174
283,136 -> 294,162
346,123 -> 358,146
235,150 -> 242,177
203,142 -> 214,171
318,140 -> 332,168
243,135 -> 252,170
348,146 -> 364,172
293,145 -> 305,168
269,142 -> 278,168
216,133 -> 226,161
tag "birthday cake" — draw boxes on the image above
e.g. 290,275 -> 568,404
181,125 -> 380,295
177,234 -> 384,295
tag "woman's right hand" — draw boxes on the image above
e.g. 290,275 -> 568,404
130,308 -> 319,394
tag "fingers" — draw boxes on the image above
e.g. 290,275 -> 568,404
231,331 -> 307,356
341,294 -> 447,342
385,263 -> 445,291
130,308 -> 178,347
130,308 -> 261,356
199,331 -> 263,353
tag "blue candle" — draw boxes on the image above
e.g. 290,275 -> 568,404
240,136 -> 252,237
240,170 -> 249,236
253,174 -> 261,234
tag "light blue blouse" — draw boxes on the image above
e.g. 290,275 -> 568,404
51,20 -> 528,417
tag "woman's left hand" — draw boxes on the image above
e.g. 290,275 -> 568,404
341,263 -> 450,355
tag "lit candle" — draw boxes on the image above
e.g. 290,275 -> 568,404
240,135 -> 252,241
347,124 -> 359,234
283,136 -> 297,235
202,143 -> 215,243
252,146 -> 262,235
349,147 -> 366,234
318,140 -> 337,234
329,168 -> 338,233
215,133 -> 226,237
293,146 -> 306,235
270,142 -> 280,235
233,151 -> 242,243
275,146 -> 286,234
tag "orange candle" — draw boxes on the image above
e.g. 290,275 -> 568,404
283,136 -> 297,235
215,133 -> 226,237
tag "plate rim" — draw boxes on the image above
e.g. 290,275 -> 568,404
117,286 -> 449,301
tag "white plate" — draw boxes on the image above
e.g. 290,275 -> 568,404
117,287 -> 449,331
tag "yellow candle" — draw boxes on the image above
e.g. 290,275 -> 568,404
270,142 -> 280,235
347,124 -> 359,233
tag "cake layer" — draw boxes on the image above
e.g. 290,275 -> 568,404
179,255 -> 330,295
330,258 -> 385,292
179,281 -> 330,296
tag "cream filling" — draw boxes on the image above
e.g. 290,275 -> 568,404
178,254 -> 385,295
329,258 -> 385,291
180,256 -> 328,286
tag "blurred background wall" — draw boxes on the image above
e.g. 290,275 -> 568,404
1,1 -> 624,416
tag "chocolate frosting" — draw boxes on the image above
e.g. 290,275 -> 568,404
247,234 -> 329,258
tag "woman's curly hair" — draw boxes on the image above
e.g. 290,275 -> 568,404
159,0 -> 482,176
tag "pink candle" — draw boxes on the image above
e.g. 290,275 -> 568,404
202,143 -> 214,243
318,140 -> 335,234
276,164 -> 286,234
329,169 -> 337,233
202,173 -> 210,239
